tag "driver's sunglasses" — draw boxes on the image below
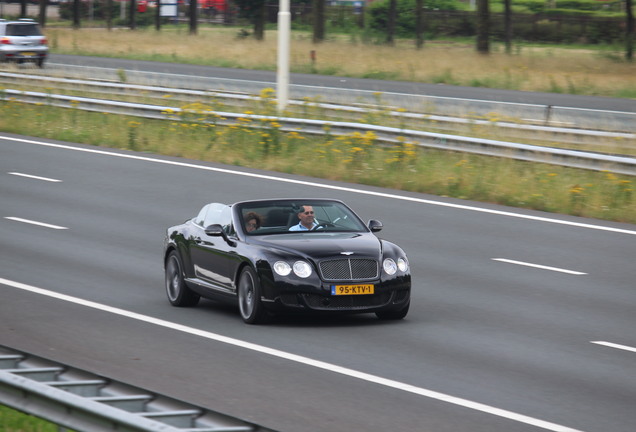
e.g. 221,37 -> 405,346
304,211 -> 314,215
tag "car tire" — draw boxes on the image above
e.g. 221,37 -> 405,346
238,267 -> 268,324
375,301 -> 409,320
165,251 -> 200,307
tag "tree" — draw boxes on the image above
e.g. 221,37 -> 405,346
106,0 -> 113,31
73,0 -> 81,29
234,0 -> 267,40
627,0 -> 634,61
387,0 -> 396,45
313,0 -> 325,43
415,0 -> 424,49
129,0 -> 137,30
189,0 -> 198,35
254,1 -> 266,41
504,0 -> 511,54
38,0 -> 48,27
476,0 -> 489,54
155,0 -> 161,31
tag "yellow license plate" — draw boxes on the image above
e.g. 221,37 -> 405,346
21,52 -> 36,57
331,284 -> 374,295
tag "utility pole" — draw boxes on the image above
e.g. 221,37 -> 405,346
277,0 -> 291,112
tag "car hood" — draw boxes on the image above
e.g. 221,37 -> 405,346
252,232 -> 382,260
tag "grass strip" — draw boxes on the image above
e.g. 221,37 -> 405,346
1,98 -> 634,224
0,405 -> 61,432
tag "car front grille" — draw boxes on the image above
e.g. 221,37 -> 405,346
319,258 -> 378,281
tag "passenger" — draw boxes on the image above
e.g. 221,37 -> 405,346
244,212 -> 262,233
289,205 -> 318,231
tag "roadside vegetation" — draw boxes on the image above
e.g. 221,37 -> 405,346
2,22 -> 635,224
1,6 -> 635,232
45,26 -> 636,99
0,405 -> 60,432
0,92 -> 633,224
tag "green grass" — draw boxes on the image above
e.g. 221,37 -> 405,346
1,98 -> 634,224
0,405 -> 60,432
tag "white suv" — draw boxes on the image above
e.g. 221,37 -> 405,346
0,18 -> 48,67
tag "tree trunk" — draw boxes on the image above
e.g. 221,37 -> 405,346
254,1 -> 266,40
504,0 -> 512,54
476,0 -> 490,54
189,0 -> 198,35
627,0 -> 634,61
386,0 -> 396,45
313,0 -> 325,43
38,0 -> 47,27
73,0 -> 81,29
155,0 -> 161,31
415,0 -> 424,49
129,0 -> 137,30
106,0 -> 113,30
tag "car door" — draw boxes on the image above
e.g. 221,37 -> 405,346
189,203 -> 240,292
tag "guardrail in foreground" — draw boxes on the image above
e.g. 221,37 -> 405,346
0,345 -> 275,432
3,88 -> 636,176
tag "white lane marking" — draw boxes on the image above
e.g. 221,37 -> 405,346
591,341 -> 636,353
493,259 -> 587,275
8,172 -> 62,182
3,135 -> 636,237
4,217 -> 68,230
0,277 -> 585,432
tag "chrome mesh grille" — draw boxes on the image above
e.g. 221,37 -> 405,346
319,259 -> 378,281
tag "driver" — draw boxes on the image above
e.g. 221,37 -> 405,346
289,205 -> 319,231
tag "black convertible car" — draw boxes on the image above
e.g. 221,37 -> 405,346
163,198 -> 411,324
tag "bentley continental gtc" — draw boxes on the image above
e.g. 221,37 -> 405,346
163,198 -> 411,324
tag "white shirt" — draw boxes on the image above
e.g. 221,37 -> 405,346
288,221 -> 318,231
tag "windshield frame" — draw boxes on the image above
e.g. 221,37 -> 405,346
235,199 -> 369,236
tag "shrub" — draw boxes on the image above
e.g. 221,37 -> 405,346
367,0 -> 461,37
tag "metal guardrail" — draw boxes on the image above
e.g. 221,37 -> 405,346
44,62 -> 636,133
0,345 -> 275,432
1,71 -> 634,146
3,87 -> 636,175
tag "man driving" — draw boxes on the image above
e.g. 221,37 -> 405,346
288,205 -> 319,231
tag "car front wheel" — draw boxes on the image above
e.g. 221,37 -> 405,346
237,267 -> 268,324
165,251 -> 200,307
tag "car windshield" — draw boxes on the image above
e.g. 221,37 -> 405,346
6,24 -> 42,36
237,200 -> 368,235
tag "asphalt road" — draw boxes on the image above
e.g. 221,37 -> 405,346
1,134 -> 636,432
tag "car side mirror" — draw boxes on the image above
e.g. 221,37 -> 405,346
204,224 -> 224,236
204,224 -> 236,247
368,219 -> 383,232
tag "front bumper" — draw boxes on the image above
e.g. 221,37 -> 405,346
275,288 -> 410,312
264,276 -> 411,314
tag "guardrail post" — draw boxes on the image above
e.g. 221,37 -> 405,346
545,104 -> 553,126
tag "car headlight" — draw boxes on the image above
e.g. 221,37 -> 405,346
397,257 -> 409,272
293,261 -> 313,278
383,258 -> 397,275
273,261 -> 292,276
